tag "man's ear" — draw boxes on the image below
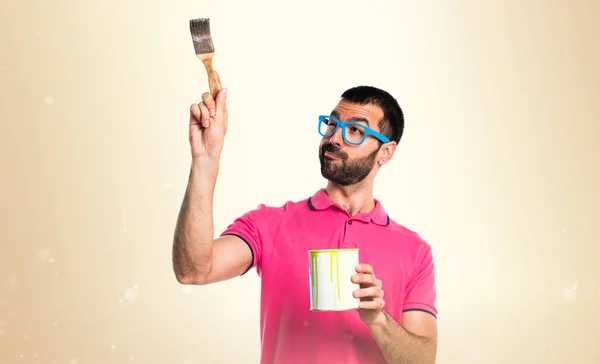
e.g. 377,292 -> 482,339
378,142 -> 397,167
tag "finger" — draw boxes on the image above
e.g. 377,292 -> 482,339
223,102 -> 228,130
202,92 -> 216,117
198,101 -> 212,128
353,286 -> 384,299
358,299 -> 385,310
351,273 -> 379,286
354,274 -> 382,288
356,264 -> 374,275
189,103 -> 201,126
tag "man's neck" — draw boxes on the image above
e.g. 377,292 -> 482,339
324,181 -> 376,217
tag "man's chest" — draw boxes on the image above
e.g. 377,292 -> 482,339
261,223 -> 409,317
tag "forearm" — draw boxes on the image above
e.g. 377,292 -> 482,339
369,311 -> 436,364
172,157 -> 220,283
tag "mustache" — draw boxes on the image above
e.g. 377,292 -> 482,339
321,143 -> 348,160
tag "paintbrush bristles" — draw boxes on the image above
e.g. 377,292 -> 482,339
189,18 -> 214,54
190,17 -> 211,37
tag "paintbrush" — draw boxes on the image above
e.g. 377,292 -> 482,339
189,18 -> 222,99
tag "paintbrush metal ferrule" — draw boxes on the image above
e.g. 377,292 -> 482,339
189,18 -> 214,54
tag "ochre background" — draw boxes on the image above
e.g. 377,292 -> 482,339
1,0 -> 599,363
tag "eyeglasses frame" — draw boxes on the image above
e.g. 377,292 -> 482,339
318,115 -> 391,145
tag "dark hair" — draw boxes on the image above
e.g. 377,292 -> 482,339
340,86 -> 404,144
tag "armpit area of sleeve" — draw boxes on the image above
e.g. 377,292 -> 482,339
219,230 -> 257,276
218,205 -> 266,276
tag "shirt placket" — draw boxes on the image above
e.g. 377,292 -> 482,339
341,218 -> 358,249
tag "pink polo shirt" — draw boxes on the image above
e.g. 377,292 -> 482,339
220,188 -> 437,364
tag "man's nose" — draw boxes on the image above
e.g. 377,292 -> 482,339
328,126 -> 344,146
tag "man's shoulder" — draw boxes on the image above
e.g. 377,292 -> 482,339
385,216 -> 432,250
249,195 -> 311,215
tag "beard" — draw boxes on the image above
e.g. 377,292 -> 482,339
319,143 -> 379,186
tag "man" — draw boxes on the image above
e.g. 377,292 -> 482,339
173,80 -> 438,364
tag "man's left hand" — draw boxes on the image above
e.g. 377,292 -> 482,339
352,263 -> 386,326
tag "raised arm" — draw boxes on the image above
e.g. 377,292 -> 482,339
172,86 -> 252,285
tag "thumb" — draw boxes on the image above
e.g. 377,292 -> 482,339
215,88 -> 228,119
213,70 -> 222,89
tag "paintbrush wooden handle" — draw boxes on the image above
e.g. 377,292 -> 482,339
199,54 -> 222,100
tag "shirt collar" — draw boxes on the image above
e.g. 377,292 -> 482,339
307,188 -> 390,226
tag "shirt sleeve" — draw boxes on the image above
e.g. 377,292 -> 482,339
219,204 -> 267,276
402,243 -> 438,318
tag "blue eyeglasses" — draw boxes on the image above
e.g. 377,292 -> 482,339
318,115 -> 390,145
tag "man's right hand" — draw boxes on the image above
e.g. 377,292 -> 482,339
189,81 -> 228,160
175,79 -> 253,286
